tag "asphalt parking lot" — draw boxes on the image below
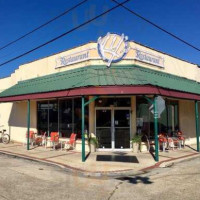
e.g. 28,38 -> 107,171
0,153 -> 200,200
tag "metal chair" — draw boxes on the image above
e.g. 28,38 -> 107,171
158,133 -> 168,152
50,132 -> 59,150
176,131 -> 185,148
64,133 -> 77,150
24,131 -> 36,146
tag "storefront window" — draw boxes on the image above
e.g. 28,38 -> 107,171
59,99 -> 72,138
37,101 -> 48,135
136,97 -> 179,137
37,98 -> 88,138
49,100 -> 58,134
166,102 -> 179,133
74,98 -> 89,138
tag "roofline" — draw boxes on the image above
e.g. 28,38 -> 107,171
1,37 -> 199,80
20,39 -> 198,67
1,85 -> 200,102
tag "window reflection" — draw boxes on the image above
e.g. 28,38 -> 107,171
49,100 -> 58,134
37,101 -> 48,135
37,98 -> 88,138
59,99 -> 72,138
95,98 -> 130,107
136,97 -> 179,137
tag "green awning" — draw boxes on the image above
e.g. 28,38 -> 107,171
0,64 -> 200,98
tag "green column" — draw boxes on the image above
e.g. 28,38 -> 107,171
154,96 -> 159,161
27,100 -> 30,150
82,96 -> 85,162
195,101 -> 200,152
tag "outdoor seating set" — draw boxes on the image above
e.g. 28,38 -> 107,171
144,131 -> 186,152
158,131 -> 185,151
24,131 -> 77,151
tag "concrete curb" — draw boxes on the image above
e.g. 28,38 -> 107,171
141,152 -> 200,171
0,149 -> 144,178
0,149 -> 199,178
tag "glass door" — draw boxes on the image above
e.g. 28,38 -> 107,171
114,109 -> 130,149
96,109 -> 112,148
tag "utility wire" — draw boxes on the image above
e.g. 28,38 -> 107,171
0,0 -> 130,68
0,0 -> 89,52
111,0 -> 200,52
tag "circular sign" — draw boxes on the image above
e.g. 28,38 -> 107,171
97,32 -> 129,67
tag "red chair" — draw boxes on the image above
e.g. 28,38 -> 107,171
158,133 -> 167,152
26,131 -> 35,139
24,131 -> 36,146
64,133 -> 77,150
50,132 -> 59,150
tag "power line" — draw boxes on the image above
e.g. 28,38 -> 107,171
111,0 -> 200,52
0,0 -> 130,68
0,0 -> 89,52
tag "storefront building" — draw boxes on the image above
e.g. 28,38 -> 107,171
0,33 -> 200,161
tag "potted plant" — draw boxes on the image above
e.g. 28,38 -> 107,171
131,134 -> 142,153
89,137 -> 98,153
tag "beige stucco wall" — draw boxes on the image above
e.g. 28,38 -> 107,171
0,100 -> 37,143
179,100 -> 196,144
0,76 -> 12,93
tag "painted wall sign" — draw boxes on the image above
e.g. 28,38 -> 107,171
55,50 -> 89,69
97,32 -> 129,67
134,49 -> 164,68
54,32 -> 164,69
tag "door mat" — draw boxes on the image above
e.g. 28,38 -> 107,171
96,155 -> 139,163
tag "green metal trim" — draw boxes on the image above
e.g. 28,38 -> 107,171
82,96 -> 85,162
195,101 -> 200,152
144,95 -> 153,104
84,96 -> 99,106
144,95 -> 159,161
81,95 -> 99,162
154,96 -> 159,162
27,100 -> 30,150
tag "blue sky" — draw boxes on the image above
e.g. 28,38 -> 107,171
0,0 -> 200,78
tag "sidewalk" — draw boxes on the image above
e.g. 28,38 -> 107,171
0,142 -> 199,177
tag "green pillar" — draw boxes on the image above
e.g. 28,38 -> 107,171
195,101 -> 200,152
154,96 -> 159,161
82,96 -> 85,162
27,100 -> 30,150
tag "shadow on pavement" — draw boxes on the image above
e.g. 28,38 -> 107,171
116,176 -> 153,184
185,145 -> 198,152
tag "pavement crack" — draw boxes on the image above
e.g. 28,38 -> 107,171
0,194 -> 10,200
107,181 -> 123,200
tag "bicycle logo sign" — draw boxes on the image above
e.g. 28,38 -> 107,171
97,32 -> 129,67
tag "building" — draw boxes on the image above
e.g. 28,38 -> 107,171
0,33 -> 200,162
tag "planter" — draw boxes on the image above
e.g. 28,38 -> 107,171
90,143 -> 96,153
89,137 -> 98,153
132,143 -> 140,153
